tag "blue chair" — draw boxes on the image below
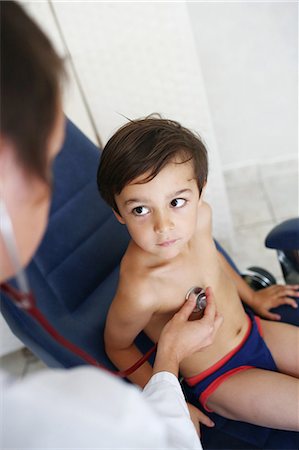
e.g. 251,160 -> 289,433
1,119 -> 132,369
266,217 -> 299,286
1,119 -> 298,449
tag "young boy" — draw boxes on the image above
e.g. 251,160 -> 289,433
97,117 -> 299,431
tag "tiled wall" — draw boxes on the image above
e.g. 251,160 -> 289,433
19,1 -> 299,277
24,0 -> 234,246
188,1 -> 297,168
17,1 -> 299,280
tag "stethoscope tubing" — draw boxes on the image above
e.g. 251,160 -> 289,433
0,281 -> 157,378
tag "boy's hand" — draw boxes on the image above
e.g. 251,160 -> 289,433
187,402 -> 214,436
154,287 -> 223,376
249,284 -> 299,321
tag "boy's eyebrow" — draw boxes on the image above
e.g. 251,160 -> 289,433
124,189 -> 193,205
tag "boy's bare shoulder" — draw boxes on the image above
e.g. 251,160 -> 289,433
115,258 -> 159,315
197,200 -> 213,233
105,262 -> 158,345
201,200 -> 212,215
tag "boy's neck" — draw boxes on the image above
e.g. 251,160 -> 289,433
129,238 -> 192,272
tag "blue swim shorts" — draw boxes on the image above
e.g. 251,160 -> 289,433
184,312 -> 278,412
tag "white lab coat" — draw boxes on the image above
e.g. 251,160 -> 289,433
1,366 -> 202,449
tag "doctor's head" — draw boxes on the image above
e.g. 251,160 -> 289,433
0,1 -> 66,281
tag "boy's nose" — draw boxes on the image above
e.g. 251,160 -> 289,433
153,211 -> 175,234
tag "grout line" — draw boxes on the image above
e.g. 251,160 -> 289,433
257,164 -> 277,223
222,156 -> 298,173
21,361 -> 29,379
234,219 -> 276,232
48,0 -> 103,149
20,348 -> 37,378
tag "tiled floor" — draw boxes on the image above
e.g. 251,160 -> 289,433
224,158 -> 298,283
0,347 -> 46,379
1,159 -> 298,377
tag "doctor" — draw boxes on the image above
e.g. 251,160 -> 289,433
0,2 -> 223,449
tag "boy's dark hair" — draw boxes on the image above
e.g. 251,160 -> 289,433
0,1 -> 65,182
97,117 -> 208,214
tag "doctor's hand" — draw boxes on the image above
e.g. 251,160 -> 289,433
153,287 -> 223,377
249,284 -> 299,321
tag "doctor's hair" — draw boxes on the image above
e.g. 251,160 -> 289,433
0,1 -> 66,183
97,116 -> 208,214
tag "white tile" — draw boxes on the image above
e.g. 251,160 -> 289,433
23,358 -> 47,378
260,159 -> 298,178
226,182 -> 273,228
224,161 -> 295,283
0,349 -> 27,379
63,60 -> 99,146
0,315 -> 24,357
22,1 -> 66,57
0,347 -> 46,380
22,1 -> 98,146
224,165 -> 259,188
262,172 -> 298,222
230,222 -> 284,283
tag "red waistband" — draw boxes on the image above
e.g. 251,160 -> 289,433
185,314 -> 254,387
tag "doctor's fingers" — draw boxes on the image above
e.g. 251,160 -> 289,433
191,312 -> 223,351
206,311 -> 223,340
178,293 -> 197,321
195,299 -> 223,343
176,286 -> 219,324
201,287 -> 219,323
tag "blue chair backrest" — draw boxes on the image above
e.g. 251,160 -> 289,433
1,119 -> 133,368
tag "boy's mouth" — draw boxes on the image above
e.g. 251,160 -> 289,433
157,239 -> 178,247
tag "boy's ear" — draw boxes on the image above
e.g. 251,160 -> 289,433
198,181 -> 207,205
113,209 -> 126,224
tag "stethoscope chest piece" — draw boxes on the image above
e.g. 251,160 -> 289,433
185,286 -> 207,314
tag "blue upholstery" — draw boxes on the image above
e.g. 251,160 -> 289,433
1,119 -> 132,368
1,119 -> 298,449
265,218 -> 299,250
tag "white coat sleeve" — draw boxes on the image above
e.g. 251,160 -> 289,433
143,371 -> 202,449
1,366 -> 202,450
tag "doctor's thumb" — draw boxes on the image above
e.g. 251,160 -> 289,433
178,293 -> 197,321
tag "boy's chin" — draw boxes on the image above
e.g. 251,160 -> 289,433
155,245 -> 182,260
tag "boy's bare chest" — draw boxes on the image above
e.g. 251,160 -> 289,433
144,258 -> 210,341
148,243 -> 218,317
130,235 -> 220,341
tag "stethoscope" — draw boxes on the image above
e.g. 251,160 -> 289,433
0,199 -> 206,377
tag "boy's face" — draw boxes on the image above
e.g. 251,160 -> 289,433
114,157 -> 202,261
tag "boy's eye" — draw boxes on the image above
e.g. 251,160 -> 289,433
170,198 -> 186,208
132,206 -> 150,216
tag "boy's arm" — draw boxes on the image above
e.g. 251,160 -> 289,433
104,293 -> 156,388
217,250 -> 298,320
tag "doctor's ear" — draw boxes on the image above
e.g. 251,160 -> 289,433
113,209 -> 126,225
